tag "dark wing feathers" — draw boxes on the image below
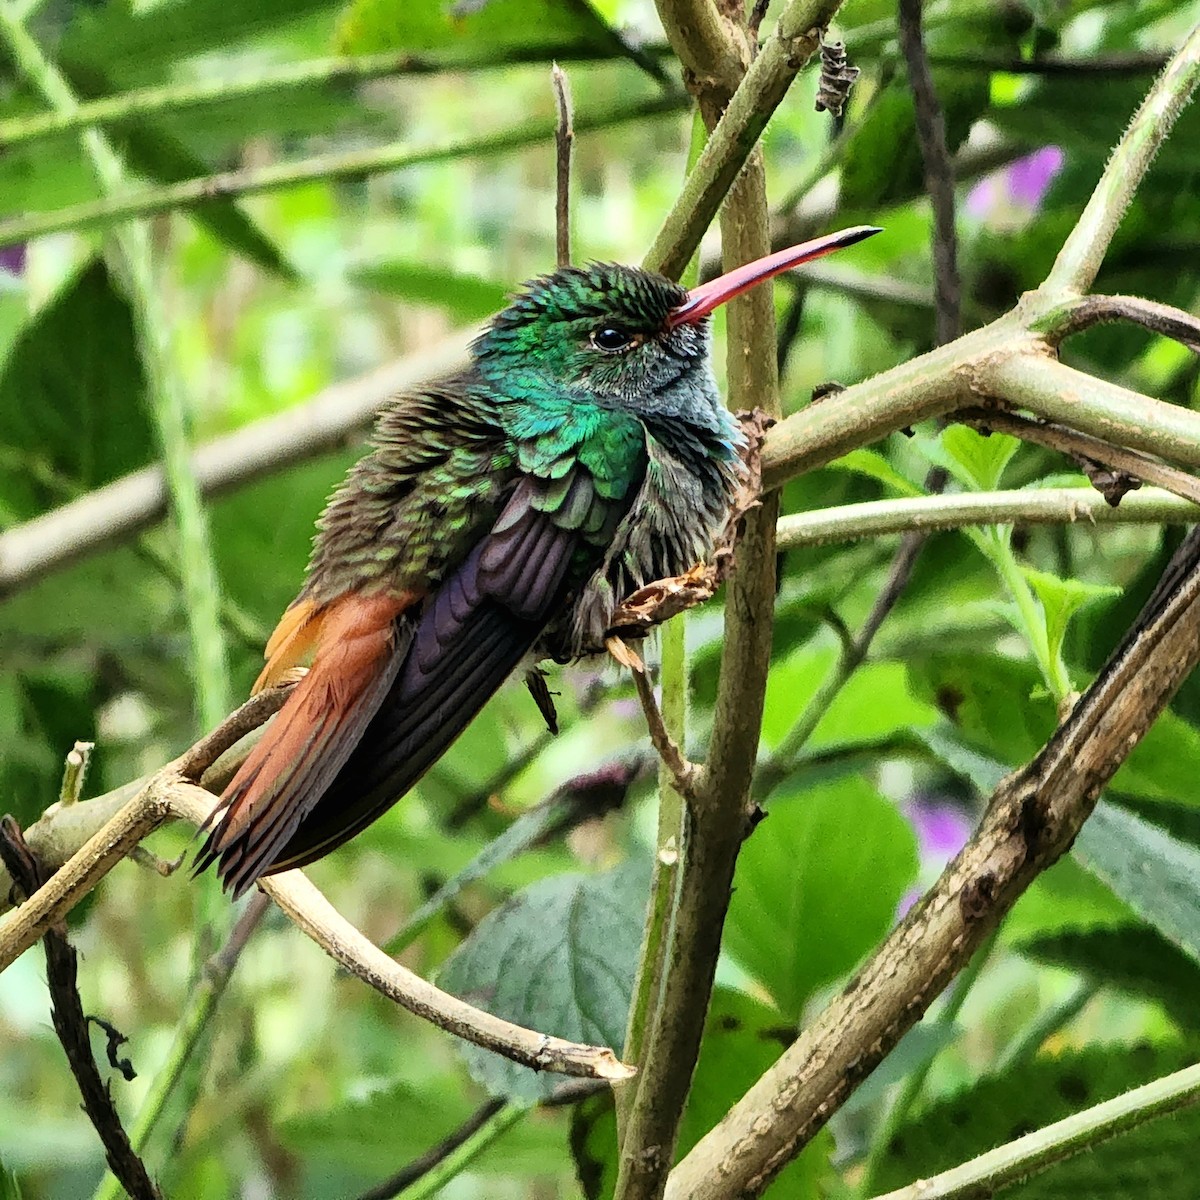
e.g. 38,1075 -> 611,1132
258,480 -> 586,876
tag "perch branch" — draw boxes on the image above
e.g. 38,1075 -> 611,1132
0,698 -> 633,1084
552,63 -> 574,268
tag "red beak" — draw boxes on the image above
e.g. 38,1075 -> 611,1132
666,225 -> 882,327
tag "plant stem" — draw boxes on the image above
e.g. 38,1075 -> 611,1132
867,1058 -> 1200,1200
775,486 -> 1198,548
1043,20 -> 1200,295
0,3 -> 229,729
644,0 -> 843,279
0,94 -> 685,250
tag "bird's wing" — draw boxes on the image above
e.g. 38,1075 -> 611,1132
260,437 -> 650,876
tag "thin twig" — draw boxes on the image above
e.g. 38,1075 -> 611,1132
629,668 -> 700,801
1039,293 -> 1200,351
897,0 -> 961,344
91,892 -> 272,1200
0,818 -> 161,1200
355,1099 -> 507,1200
0,47 -> 670,152
0,767 -> 634,1082
552,63 -> 574,268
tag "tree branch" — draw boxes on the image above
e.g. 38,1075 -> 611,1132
0,698 -> 633,1084
666,527 -> 1200,1196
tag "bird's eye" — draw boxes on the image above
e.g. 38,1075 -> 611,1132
590,326 -> 635,353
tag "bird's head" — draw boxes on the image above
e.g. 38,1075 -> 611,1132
473,225 -> 881,425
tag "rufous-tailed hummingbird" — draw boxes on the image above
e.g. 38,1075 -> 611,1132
197,226 -> 881,896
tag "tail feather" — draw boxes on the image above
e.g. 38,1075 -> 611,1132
195,591 -> 415,896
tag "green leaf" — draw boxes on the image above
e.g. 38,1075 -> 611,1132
1020,925 -> 1200,1031
0,259 -> 153,520
437,857 -> 649,1100
337,0 -> 618,57
827,448 -> 923,497
1022,567 -> 1120,671
348,260 -> 509,320
868,1043 -> 1200,1197
932,426 -> 1022,493
1074,802 -> 1200,965
725,778 -> 918,1019
907,652 -> 1057,766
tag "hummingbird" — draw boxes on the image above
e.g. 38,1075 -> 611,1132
196,225 -> 881,897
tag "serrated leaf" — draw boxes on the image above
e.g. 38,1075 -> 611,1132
1074,802 -> 1200,965
868,1043 -> 1200,1197
437,857 -> 649,1100
1023,567 -> 1119,668
1020,925 -> 1200,1031
726,779 -> 918,1019
0,259 -> 153,520
933,426 -> 1022,492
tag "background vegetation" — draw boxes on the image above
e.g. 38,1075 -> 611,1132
3,0 -> 1200,1197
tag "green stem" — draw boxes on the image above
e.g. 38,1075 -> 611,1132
868,1058 -> 1200,1200
395,1101 -> 531,1200
775,486 -> 1197,548
996,981 -> 1097,1071
0,47 -> 670,151
619,112 -> 706,1141
0,3 -> 230,729
1043,20 -> 1200,295
0,94 -> 685,250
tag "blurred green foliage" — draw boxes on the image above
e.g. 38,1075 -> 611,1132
2,0 -> 1200,1197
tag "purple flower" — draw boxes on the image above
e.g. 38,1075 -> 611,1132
897,796 -> 973,918
1007,146 -> 1065,209
966,146 -> 1065,227
0,243 -> 25,277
